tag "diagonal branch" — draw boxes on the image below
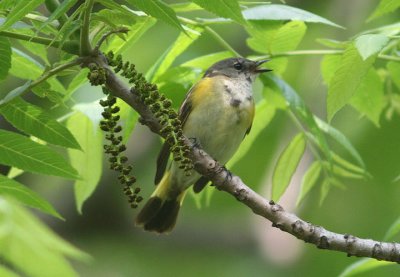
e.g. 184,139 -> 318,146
89,53 -> 400,264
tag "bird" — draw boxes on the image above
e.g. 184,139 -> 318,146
136,57 -> 271,233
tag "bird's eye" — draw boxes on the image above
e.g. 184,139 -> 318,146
233,62 -> 243,70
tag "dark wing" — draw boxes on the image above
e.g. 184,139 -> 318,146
154,85 -> 195,185
193,176 -> 209,193
245,124 -> 252,137
154,142 -> 170,184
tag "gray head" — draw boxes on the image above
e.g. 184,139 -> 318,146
204,57 -> 271,81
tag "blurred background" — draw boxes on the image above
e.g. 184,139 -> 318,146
2,0 -> 400,276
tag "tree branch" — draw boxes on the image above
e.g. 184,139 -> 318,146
89,53 -> 400,263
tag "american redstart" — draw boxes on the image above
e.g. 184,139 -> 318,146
136,57 -> 271,233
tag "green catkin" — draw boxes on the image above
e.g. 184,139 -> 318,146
98,88 -> 142,208
105,51 -> 193,174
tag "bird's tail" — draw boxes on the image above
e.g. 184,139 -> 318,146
135,171 -> 186,233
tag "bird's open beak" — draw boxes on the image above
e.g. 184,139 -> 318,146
254,59 -> 272,73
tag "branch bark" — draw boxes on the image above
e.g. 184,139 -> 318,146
89,53 -> 400,264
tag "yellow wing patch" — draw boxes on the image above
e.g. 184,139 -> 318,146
190,77 -> 215,108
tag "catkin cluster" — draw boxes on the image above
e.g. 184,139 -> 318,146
99,88 -> 142,208
86,63 -> 142,209
105,51 -> 193,173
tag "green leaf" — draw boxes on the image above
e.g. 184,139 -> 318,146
190,0 -> 246,25
0,130 -> 79,179
9,48 -> 45,80
314,116 -> 365,168
265,75 -> 333,164
317,38 -> 349,49
355,34 -> 389,60
327,44 -> 376,121
339,258 -> 393,277
171,2 -> 202,12
272,132 -> 306,201
93,8 -> 137,28
367,0 -> 400,21
0,265 -> 19,277
246,21 -> 281,54
296,161 -> 322,206
0,174 -> 62,219
0,38 -> 11,81
321,54 -> 341,85
37,0 -> 78,32
387,61 -> 400,90
247,21 -> 306,74
148,27 -> 203,81
228,99 -> 276,167
330,163 -> 365,179
360,22 -> 400,37
0,0 -> 44,31
242,4 -> 343,28
105,14 -> 156,55
0,98 -> 80,149
125,0 -> 184,31
32,81 -> 65,105
0,197 -> 88,277
321,54 -> 384,126
67,112 -> 102,214
332,152 -> 368,177
321,55 -> 384,127
350,69 -> 385,126
118,99 -> 139,143
271,21 -> 307,53
319,178 -> 331,205
384,216 -> 400,240
9,49 -> 65,94
0,80 -> 32,106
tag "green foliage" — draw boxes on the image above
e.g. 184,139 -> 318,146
67,112 -> 103,214
0,130 -> 79,179
247,21 -> 306,73
242,4 -> 343,28
0,174 -> 62,219
0,196 -> 88,277
0,98 -> 80,149
327,44 -> 377,121
0,37 -> 11,80
191,0 -> 246,25
296,161 -> 322,205
37,0 -> 78,32
125,0 -> 184,31
0,0 -> 399,275
339,258 -> 393,277
272,132 -> 306,201
368,0 -> 400,21
0,0 -> 44,31
321,55 -> 385,126
355,34 -> 389,60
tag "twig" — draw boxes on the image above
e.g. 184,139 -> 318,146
93,27 -> 130,53
80,0 -> 95,56
0,58 -> 82,107
89,53 -> 400,263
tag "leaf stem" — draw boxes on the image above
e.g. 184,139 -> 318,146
204,26 -> 241,57
80,0 -> 95,56
259,49 -> 400,62
0,31 -> 60,47
0,59 -> 82,107
179,16 -> 241,57
0,31 -> 79,54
